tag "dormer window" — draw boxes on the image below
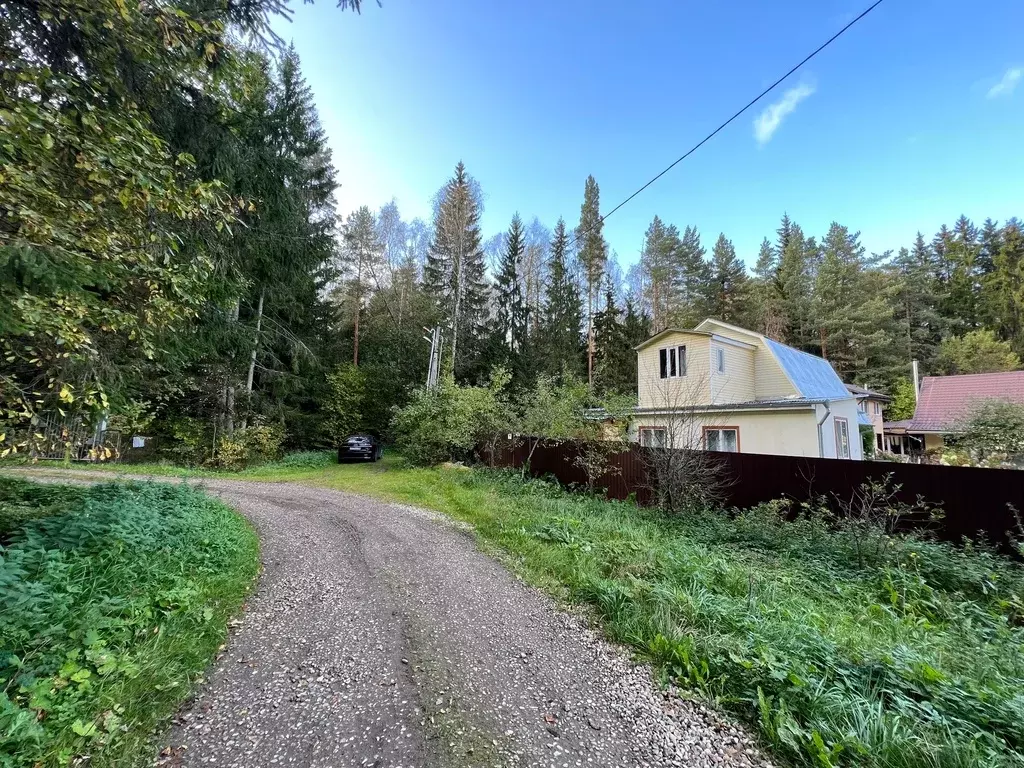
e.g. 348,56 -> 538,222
659,345 -> 687,379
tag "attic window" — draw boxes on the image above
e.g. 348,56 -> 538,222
659,345 -> 687,379
716,347 -> 725,374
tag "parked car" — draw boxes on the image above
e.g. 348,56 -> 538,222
338,434 -> 383,462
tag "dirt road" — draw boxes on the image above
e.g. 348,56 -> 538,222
10,472 -> 770,768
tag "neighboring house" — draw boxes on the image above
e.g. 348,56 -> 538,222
883,371 -> 1024,456
845,383 -> 891,453
630,319 -> 863,459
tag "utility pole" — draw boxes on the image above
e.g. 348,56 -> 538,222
423,326 -> 442,389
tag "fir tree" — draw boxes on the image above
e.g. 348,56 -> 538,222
593,280 -> 632,395
425,161 -> 489,380
750,237 -> 786,339
672,225 -> 710,327
775,219 -> 815,349
493,213 -> 529,381
539,219 -> 584,377
576,175 -> 607,386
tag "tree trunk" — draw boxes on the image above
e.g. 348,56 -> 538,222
240,288 -> 264,432
587,281 -> 595,387
223,299 -> 240,437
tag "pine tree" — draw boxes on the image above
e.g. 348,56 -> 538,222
576,175 -> 607,386
340,206 -> 381,367
812,223 -> 895,383
672,225 -> 710,327
891,234 -> 943,373
640,215 -> 676,332
750,237 -> 785,339
940,215 -> 982,337
538,218 -> 584,377
705,233 -> 750,325
775,219 -> 815,349
983,220 -> 1024,355
425,161 -> 489,380
493,213 -> 529,380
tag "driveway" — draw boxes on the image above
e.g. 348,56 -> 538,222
9,472 -> 771,768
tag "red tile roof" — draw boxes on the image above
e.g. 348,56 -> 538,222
904,371 -> 1024,432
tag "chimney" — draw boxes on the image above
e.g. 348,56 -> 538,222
911,360 -> 919,402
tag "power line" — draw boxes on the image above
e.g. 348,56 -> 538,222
569,0 -> 887,250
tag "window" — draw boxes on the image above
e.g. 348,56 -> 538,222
715,347 -> 725,374
834,417 -> 851,459
658,345 -> 687,379
873,401 -> 881,415
703,427 -> 739,453
639,427 -> 667,448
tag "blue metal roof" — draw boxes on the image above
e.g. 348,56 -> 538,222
856,411 -> 874,427
763,338 -> 852,400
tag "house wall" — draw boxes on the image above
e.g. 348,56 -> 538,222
753,347 -> 799,400
709,341 -> 755,404
817,398 -> 864,460
632,409 -> 822,457
925,434 -> 945,452
637,332 -> 712,409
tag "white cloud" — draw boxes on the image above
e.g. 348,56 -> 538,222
987,67 -> 1022,99
753,83 -> 816,146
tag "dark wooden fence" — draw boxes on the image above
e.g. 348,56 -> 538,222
485,440 -> 1024,547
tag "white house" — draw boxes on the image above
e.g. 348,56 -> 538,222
630,318 -> 863,460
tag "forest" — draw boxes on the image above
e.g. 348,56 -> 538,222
3,0 -> 1023,460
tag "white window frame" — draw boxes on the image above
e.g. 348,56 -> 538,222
639,427 -> 668,448
658,345 -> 687,379
873,401 -> 881,415
703,427 -> 740,453
834,417 -> 851,459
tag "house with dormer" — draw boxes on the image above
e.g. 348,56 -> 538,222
630,319 -> 863,459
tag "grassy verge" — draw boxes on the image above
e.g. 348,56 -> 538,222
7,455 -> 1024,766
0,478 -> 260,768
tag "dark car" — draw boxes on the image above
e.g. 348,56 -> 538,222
338,434 -> 383,462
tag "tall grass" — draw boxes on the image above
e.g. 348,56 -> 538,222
0,479 -> 259,768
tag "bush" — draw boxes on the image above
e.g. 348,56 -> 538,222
209,423 -> 284,470
392,370 -> 516,466
0,478 -> 259,767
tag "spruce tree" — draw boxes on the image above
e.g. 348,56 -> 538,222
593,280 -> 632,395
672,225 -> 710,327
539,219 -> 584,377
983,220 -> 1024,355
705,233 -> 750,325
493,213 -> 529,380
576,175 -> 608,386
425,161 -> 489,380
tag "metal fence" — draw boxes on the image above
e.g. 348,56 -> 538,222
484,440 -> 1024,547
12,415 -> 122,462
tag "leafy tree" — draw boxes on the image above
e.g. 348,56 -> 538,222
888,377 -> 917,421
321,364 -> 367,443
937,330 -> 1022,374
576,175 -> 608,385
951,399 -> 1024,464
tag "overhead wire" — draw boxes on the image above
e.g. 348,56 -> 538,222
567,0 -> 887,249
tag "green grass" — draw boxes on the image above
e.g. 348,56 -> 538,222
0,478 -> 260,768
6,455 -> 1024,767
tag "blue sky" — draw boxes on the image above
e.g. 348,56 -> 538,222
273,0 -> 1023,268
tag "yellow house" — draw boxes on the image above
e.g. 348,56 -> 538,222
631,318 -> 864,459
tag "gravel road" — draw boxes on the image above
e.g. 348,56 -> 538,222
10,471 -> 773,768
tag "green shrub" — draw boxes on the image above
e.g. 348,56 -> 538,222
257,450 -> 335,470
392,370 -> 517,466
210,423 -> 284,470
0,478 -> 259,767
